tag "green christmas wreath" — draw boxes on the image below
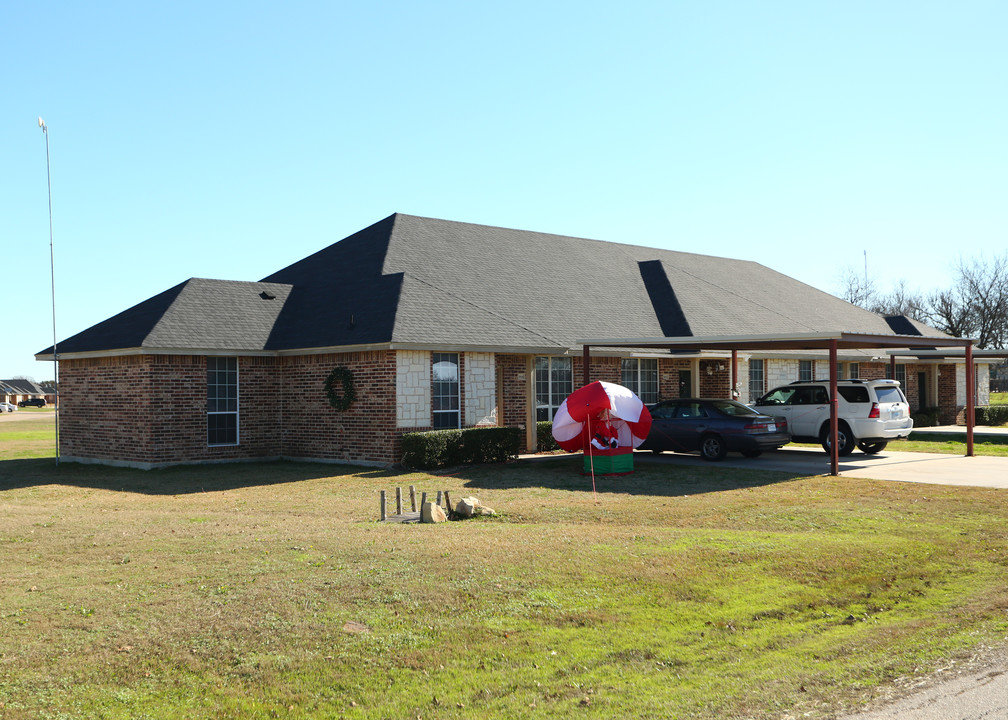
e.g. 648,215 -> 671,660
324,366 -> 356,411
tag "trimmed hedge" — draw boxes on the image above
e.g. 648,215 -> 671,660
536,421 -> 560,452
401,426 -> 523,469
912,406 -> 941,428
976,404 -> 1008,426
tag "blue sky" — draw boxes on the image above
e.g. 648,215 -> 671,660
4,1 -> 1006,380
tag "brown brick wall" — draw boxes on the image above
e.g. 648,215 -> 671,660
281,351 -> 398,465
497,354 -> 528,432
59,355 -> 153,464
58,355 -> 284,465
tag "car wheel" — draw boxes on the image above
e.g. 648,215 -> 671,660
741,449 -> 762,458
857,440 -> 888,454
820,423 -> 855,456
700,434 -> 727,461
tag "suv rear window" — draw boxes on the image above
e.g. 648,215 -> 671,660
837,386 -> 870,403
874,386 -> 906,404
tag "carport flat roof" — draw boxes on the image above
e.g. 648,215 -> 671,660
577,330 -> 982,476
577,331 -> 976,352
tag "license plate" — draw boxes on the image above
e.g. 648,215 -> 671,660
768,423 -> 776,432
891,409 -> 902,419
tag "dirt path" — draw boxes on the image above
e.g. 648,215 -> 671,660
0,411 -> 54,422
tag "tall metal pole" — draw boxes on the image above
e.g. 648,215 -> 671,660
39,117 -> 59,465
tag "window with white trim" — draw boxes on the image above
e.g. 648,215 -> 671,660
621,358 -> 659,404
799,360 -> 813,382
207,357 -> 238,446
432,353 -> 460,429
535,356 -> 572,422
848,362 -> 859,379
894,363 -> 906,387
748,359 -> 765,403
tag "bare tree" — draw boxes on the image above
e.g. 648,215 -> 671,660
872,280 -> 928,320
957,253 -> 1008,349
840,253 -> 1008,348
839,266 -> 878,309
913,253 -> 1008,348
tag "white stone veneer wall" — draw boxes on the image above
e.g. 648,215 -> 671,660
396,350 -> 431,428
465,352 -> 497,426
957,363 -> 991,407
766,359 -> 797,394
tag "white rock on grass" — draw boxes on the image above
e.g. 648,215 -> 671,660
421,501 -> 448,523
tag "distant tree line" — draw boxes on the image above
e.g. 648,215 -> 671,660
840,252 -> 1008,351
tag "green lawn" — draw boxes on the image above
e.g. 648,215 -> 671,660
2,417 -> 1007,719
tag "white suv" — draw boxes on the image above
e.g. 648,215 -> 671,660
752,379 -> 913,456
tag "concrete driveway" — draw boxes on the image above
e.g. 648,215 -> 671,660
635,443 -> 1008,490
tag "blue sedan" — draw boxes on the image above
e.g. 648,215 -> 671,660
639,398 -> 790,461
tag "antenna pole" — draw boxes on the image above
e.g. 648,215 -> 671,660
39,117 -> 59,466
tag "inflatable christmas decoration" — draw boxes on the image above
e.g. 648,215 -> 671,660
551,381 -> 652,477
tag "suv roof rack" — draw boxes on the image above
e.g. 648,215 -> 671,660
788,378 -> 868,385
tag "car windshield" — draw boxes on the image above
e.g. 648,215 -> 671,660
709,400 -> 759,416
758,388 -> 795,405
874,386 -> 907,404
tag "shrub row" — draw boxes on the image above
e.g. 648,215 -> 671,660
401,426 -> 523,469
976,404 -> 1008,426
911,406 -> 941,427
536,421 -> 560,452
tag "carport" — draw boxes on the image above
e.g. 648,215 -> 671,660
578,332 -> 979,476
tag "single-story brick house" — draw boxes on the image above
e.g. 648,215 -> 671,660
38,213 -> 989,468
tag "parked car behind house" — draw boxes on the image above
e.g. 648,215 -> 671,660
639,398 -> 790,461
752,378 -> 912,456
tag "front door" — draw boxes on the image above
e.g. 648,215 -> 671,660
678,370 -> 691,398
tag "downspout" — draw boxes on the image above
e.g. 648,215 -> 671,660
731,349 -> 738,399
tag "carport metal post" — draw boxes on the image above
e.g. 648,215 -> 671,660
966,344 -> 974,456
829,339 -> 839,476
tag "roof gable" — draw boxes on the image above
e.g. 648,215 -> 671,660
45,278 -> 292,355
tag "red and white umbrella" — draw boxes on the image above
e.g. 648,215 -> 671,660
551,381 -> 653,452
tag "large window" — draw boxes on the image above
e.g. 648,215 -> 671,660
207,357 -> 238,446
848,362 -> 859,379
621,358 -> 658,404
432,353 -> 460,429
894,363 -> 906,387
748,359 -> 765,403
799,360 -> 813,382
535,356 -> 572,421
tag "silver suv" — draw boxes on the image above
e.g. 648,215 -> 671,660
752,379 -> 913,456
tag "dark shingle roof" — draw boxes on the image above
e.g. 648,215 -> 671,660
40,213 -> 952,358
1,378 -> 45,394
42,278 -> 292,355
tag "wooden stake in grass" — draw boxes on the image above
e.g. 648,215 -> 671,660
380,490 -> 387,521
409,485 -> 417,512
396,487 -> 403,515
